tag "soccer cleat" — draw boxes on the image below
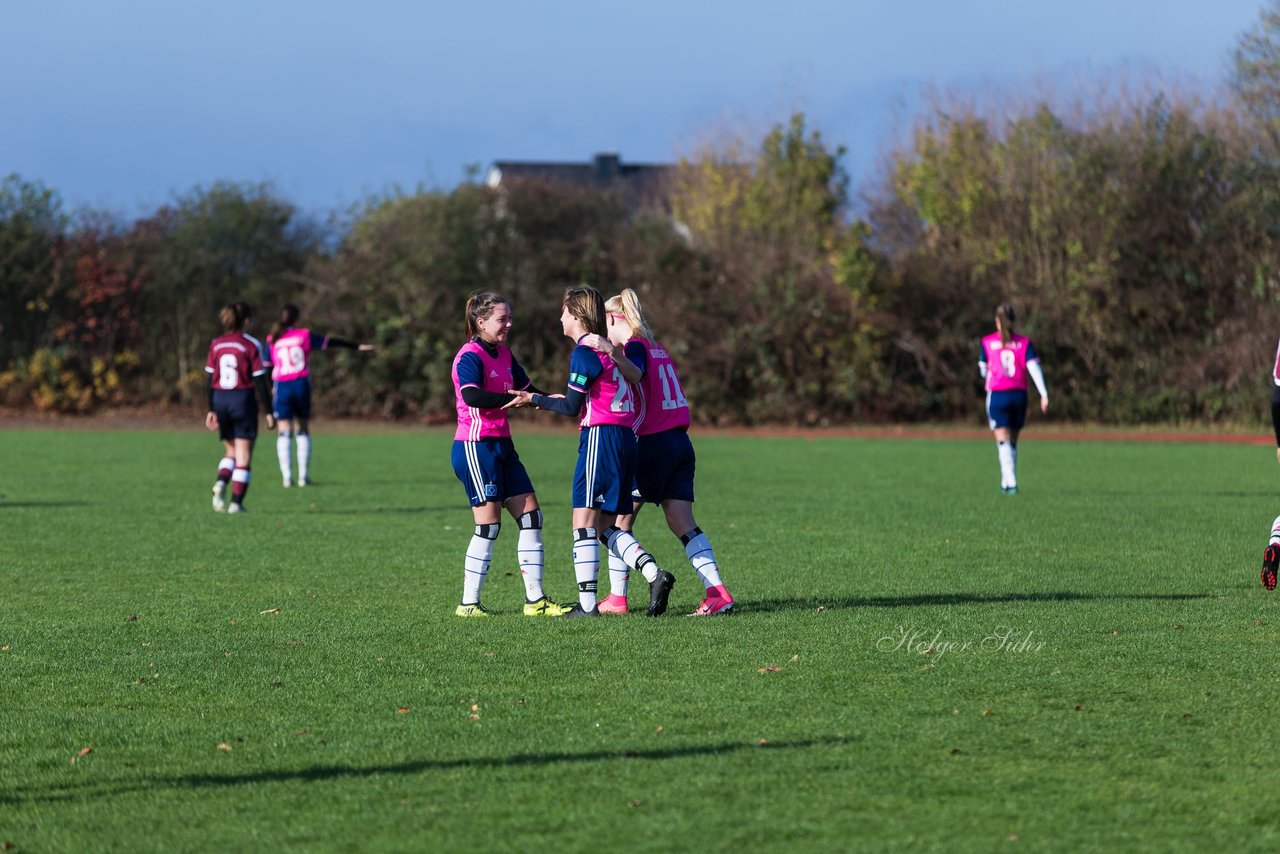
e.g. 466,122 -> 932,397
211,481 -> 227,512
523,597 -> 573,617
227,502 -> 246,514
597,594 -> 629,615
1001,485 -> 1018,495
282,478 -> 292,489
646,570 -> 676,617
689,586 -> 735,616
1263,544 -> 1280,591
455,602 -> 491,617
299,477 -> 312,487
559,603 -> 600,618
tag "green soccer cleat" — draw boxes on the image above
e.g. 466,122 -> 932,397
523,597 -> 572,617
455,602 -> 492,617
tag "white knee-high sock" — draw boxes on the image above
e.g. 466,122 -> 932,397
462,523 -> 498,605
681,528 -> 722,589
607,550 -> 629,597
572,527 -> 599,611
296,432 -> 312,482
605,527 -> 661,583
1270,515 -> 1280,547
997,441 -> 1015,488
516,510 -> 545,602
1010,444 -> 1018,485
276,433 -> 293,483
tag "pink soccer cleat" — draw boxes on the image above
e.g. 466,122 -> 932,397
689,585 -> 734,616
597,594 -> 629,615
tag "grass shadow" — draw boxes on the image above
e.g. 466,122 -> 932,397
0,500 -> 92,509
745,591 -> 1212,614
1,737 -> 852,805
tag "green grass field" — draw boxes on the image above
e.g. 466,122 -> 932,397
2,425 -> 1279,851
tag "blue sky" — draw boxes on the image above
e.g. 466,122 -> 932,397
1,0 -> 1269,214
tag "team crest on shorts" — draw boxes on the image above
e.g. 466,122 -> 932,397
484,483 -> 498,497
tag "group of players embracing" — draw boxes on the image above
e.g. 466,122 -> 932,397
449,286 -> 735,618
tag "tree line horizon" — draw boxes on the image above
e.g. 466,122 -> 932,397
7,6 -> 1280,427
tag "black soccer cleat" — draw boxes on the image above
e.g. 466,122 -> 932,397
1263,544 -> 1280,591
560,603 -> 600,618
646,570 -> 676,617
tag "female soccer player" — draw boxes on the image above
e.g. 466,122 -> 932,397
205,301 -> 275,513
979,302 -> 1049,494
267,304 -> 375,488
449,291 -> 570,617
508,285 -> 676,617
1258,343 -> 1280,589
591,288 -> 734,616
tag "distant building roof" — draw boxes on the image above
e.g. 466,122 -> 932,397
485,152 -> 675,213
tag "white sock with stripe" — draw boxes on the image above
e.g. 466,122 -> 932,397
462,524 -> 498,605
516,510 -> 545,602
1270,516 -> 1280,547
607,551 -> 630,597
296,433 -> 311,482
573,527 -> 599,611
276,433 -> 292,483
605,527 -> 661,583
997,441 -> 1015,488
681,528 -> 722,589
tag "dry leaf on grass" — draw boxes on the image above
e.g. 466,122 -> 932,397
396,706 -> 411,714
756,665 -> 783,673
69,745 -> 93,764
260,608 -> 281,616
216,743 -> 233,752
0,645 -> 10,652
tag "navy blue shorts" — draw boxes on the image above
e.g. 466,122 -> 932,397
636,428 -> 695,504
986,389 -> 1028,431
573,425 -> 636,515
452,437 -> 535,507
213,389 -> 258,441
274,377 -> 312,421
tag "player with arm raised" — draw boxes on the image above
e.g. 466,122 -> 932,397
449,291 -> 571,617
592,288 -> 734,616
267,303 -> 375,488
205,301 -> 275,513
508,285 -> 676,617
979,302 -> 1048,495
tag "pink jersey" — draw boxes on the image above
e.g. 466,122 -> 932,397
269,328 -> 321,382
205,332 -> 267,390
452,340 -> 516,441
981,332 -> 1034,392
577,348 -> 638,430
1273,337 -> 1280,385
630,336 -> 691,436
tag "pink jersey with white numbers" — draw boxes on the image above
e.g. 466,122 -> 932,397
452,340 -> 515,441
981,332 -> 1032,392
269,328 -> 316,382
578,348 -> 638,430
630,336 -> 691,436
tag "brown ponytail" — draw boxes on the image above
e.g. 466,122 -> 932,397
271,304 -> 300,340
996,302 -> 1016,346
